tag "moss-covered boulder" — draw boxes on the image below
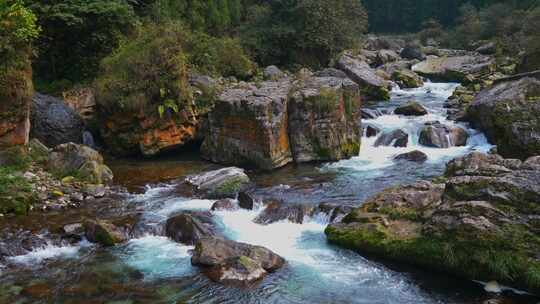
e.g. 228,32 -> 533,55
48,143 -> 113,184
83,219 -> 128,247
326,152 -> 540,294
288,76 -> 361,162
185,167 -> 250,199
466,77 -> 540,159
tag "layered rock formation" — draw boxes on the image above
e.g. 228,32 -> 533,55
466,77 -> 540,159
288,77 -> 361,162
201,80 -> 293,170
326,152 -> 540,294
202,76 -> 362,170
413,55 -> 495,83
336,52 -> 391,101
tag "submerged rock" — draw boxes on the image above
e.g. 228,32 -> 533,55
254,201 -> 314,224
418,122 -> 468,148
325,152 -> 540,294
337,52 -> 391,101
374,129 -> 408,147
48,142 -> 113,184
31,93 -> 85,147
394,150 -> 428,163
201,80 -> 293,170
185,167 -> 250,199
191,237 -> 285,285
287,76 -> 361,162
165,211 -> 216,245
394,101 -> 427,116
466,77 -> 540,159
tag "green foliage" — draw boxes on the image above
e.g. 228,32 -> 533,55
240,0 -> 368,68
94,23 -> 191,116
28,0 -> 137,85
0,0 -> 40,70
0,166 -> 35,215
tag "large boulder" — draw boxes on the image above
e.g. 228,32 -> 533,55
393,150 -> 428,163
31,93 -> 85,148
400,45 -> 426,61
48,143 -> 113,184
375,49 -> 400,66
394,101 -> 427,116
326,152 -> 540,294
418,122 -> 468,148
466,77 -> 540,159
263,65 -> 285,80
374,129 -> 408,147
191,237 -> 285,285
165,211 -> 216,245
201,80 -> 293,170
412,55 -> 495,83
391,69 -> 424,89
363,36 -> 403,52
337,53 -> 391,101
185,167 -> 250,199
287,76 -> 361,162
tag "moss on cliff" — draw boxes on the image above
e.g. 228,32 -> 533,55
0,166 -> 35,215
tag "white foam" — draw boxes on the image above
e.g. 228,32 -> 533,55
154,198 -> 215,217
118,235 -> 195,281
7,241 -> 89,266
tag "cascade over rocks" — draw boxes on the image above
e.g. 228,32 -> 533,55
288,76 -> 361,162
31,93 -> 85,148
466,77 -> 540,159
185,167 -> 250,199
418,122 -> 468,148
191,237 -> 285,285
325,152 -> 540,294
336,52 -> 391,101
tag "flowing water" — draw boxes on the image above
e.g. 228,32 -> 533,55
1,83 -> 538,304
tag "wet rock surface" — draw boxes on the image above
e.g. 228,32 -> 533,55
394,101 -> 427,116
337,52 -> 391,101
393,150 -> 428,163
185,167 -> 250,199
466,77 -> 540,159
191,237 -> 285,285
418,122 -> 469,148
326,152 -> 540,294
165,211 -> 217,245
374,129 -> 408,147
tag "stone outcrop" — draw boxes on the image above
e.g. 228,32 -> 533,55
288,76 -> 361,162
191,237 -> 285,285
202,76 -> 363,170
201,80 -> 293,170
337,52 -> 391,101
31,93 -> 85,148
185,167 -> 250,199
325,152 -> 540,294
62,87 -> 96,122
48,143 -> 113,184
418,122 -> 468,148
412,55 -> 495,83
165,211 -> 216,245
0,63 -> 32,147
466,77 -> 540,159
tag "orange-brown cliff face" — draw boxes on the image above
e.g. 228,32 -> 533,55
0,65 -> 32,147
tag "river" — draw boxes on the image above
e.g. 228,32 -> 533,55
1,82 -> 538,304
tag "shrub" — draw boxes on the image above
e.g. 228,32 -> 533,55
94,23 -> 191,116
0,166 -> 35,215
